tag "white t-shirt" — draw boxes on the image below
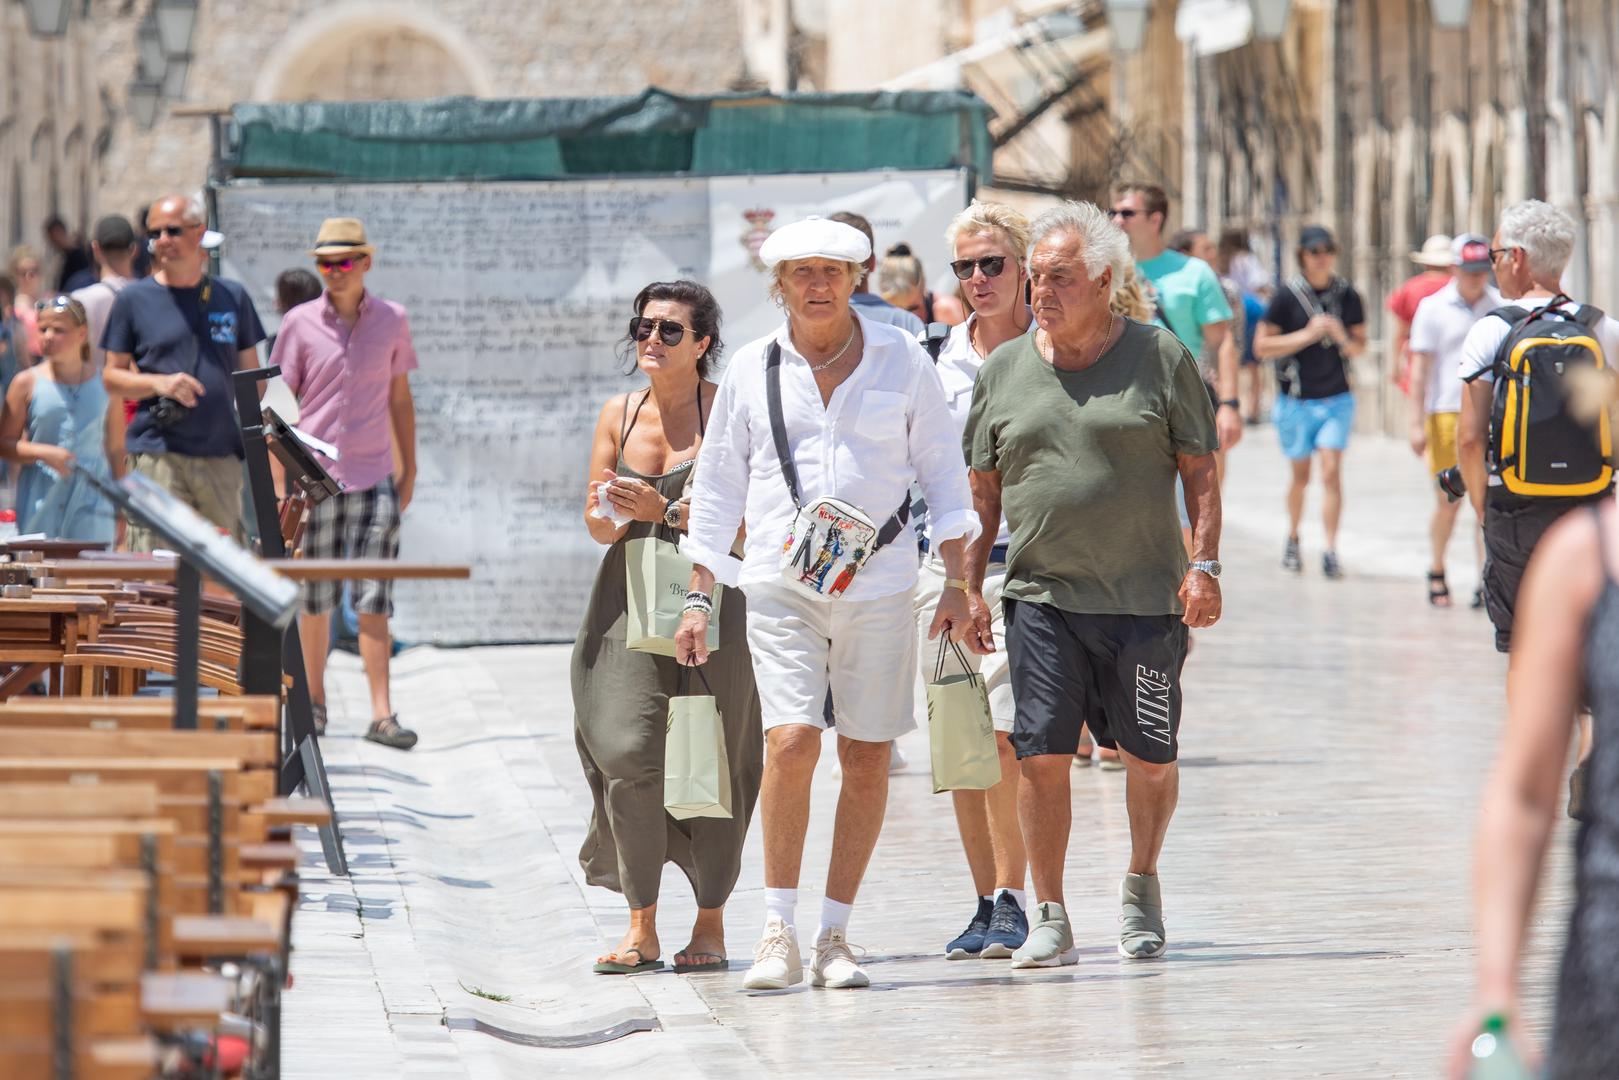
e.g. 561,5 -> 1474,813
1408,280 -> 1502,414
1457,296 -> 1619,387
70,274 -> 132,371
931,313 -> 1035,548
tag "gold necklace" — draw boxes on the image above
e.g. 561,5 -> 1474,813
803,318 -> 859,372
1039,314 -> 1115,367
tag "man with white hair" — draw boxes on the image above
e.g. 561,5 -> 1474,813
1458,199 -> 1619,816
962,201 -> 1222,967
103,193 -> 265,548
675,216 -> 977,991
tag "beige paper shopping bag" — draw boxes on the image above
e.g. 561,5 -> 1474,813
664,663 -> 733,820
926,638 -> 1001,794
625,532 -> 721,657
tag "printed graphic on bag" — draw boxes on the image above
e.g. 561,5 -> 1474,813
784,502 -> 879,597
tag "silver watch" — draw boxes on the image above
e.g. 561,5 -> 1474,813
663,498 -> 683,529
1189,559 -> 1222,578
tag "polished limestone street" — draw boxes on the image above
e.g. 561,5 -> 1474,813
283,430 -> 1573,1078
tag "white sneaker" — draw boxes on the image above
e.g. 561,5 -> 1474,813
809,927 -> 869,988
888,743 -> 908,773
742,917 -> 803,990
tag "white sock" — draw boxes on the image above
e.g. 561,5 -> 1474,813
816,897 -> 854,941
998,888 -> 1026,911
764,887 -> 797,931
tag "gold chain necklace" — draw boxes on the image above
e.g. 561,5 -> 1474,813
803,318 -> 859,372
1039,314 -> 1115,368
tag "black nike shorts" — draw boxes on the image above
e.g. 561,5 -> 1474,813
1483,491 -> 1606,653
1003,598 -> 1188,765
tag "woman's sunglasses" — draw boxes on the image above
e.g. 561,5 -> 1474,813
1303,245 -> 1337,257
630,317 -> 694,347
950,256 -> 1008,281
316,257 -> 361,275
33,296 -> 84,324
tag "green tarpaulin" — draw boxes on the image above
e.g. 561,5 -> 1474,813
226,88 -> 993,184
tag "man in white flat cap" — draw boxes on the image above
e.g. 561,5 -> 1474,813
675,215 -> 980,991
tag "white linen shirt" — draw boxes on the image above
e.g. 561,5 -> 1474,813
1408,280 -> 1501,414
682,311 -> 980,600
934,313 -> 1030,549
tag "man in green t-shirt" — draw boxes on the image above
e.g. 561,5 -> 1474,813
962,201 -> 1223,968
1112,182 -> 1242,455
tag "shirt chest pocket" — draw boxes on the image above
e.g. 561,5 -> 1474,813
854,390 -> 908,441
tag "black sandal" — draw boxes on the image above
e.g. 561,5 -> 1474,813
1471,587 -> 1485,610
1427,572 -> 1452,607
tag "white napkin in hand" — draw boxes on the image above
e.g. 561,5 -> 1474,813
591,481 -> 632,527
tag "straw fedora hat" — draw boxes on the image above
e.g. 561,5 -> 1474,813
309,217 -> 375,257
1409,234 -> 1453,268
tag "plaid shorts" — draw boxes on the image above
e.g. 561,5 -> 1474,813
300,477 -> 401,617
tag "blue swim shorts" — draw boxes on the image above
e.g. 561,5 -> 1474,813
1274,391 -> 1355,461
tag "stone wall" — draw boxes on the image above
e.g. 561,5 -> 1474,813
2,0 -> 750,255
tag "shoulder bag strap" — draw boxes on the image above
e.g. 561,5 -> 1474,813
765,342 -> 803,508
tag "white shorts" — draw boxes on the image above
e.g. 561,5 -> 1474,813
914,555 -> 1015,733
743,581 -> 918,743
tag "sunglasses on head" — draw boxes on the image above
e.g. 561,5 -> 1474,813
630,316 -> 694,347
316,256 -> 361,274
34,295 -> 83,322
1108,208 -> 1139,220
950,256 -> 1008,281
146,224 -> 195,239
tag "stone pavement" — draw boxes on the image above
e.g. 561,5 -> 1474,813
283,428 -> 1574,1078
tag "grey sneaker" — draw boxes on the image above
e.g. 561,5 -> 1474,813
364,714 -> 418,750
1282,537 -> 1302,572
1119,873 -> 1167,959
1322,551 -> 1344,580
1009,901 -> 1077,968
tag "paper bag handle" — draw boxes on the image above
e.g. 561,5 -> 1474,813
678,657 -> 715,697
933,636 -> 974,682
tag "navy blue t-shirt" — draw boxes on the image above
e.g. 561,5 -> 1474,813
102,276 -> 265,458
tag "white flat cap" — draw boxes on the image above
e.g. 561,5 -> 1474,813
758,215 -> 871,269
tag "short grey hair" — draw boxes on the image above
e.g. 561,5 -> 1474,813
1498,199 -> 1576,280
152,192 -> 207,225
1028,201 -> 1131,298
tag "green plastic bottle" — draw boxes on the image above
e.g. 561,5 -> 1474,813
1468,1013 -> 1531,1080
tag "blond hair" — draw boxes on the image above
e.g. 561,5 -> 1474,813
1110,263 -> 1153,321
34,295 -> 92,364
947,201 -> 1031,263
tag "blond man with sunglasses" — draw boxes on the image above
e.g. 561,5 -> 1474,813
269,218 -> 420,750
103,193 -> 266,549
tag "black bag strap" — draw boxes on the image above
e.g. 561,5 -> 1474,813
678,658 -> 714,697
765,341 -> 912,552
923,322 -> 950,362
933,635 -> 974,682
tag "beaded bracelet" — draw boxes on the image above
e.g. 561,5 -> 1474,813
682,591 -> 714,616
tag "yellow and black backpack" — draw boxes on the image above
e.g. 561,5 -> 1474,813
1477,296 -> 1613,498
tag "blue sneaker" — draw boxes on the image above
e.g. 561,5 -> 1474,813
945,896 -> 993,959
979,893 -> 1028,958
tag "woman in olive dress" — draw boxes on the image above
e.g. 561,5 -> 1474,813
572,280 -> 762,974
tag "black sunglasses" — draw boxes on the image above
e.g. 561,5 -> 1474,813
1488,246 -> 1516,264
950,256 -> 1009,281
630,316 -> 694,347
1303,245 -> 1337,256
1108,208 -> 1138,220
146,224 -> 195,239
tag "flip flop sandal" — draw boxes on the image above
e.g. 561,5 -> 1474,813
1427,572 -> 1452,607
672,952 -> 728,974
592,947 -> 664,975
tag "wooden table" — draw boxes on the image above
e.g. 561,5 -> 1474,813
28,559 -> 472,583
0,596 -> 110,697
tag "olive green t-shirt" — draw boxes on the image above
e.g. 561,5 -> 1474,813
963,319 -> 1218,616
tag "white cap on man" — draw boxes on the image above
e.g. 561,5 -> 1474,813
758,215 -> 871,269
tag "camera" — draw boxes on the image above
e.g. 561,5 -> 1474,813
1437,465 -> 1467,503
148,395 -> 192,429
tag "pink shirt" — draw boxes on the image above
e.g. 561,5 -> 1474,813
270,291 -> 418,492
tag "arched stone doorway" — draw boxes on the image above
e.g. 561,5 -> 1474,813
252,2 -> 494,102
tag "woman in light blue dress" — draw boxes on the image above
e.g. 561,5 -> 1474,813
0,295 -> 123,542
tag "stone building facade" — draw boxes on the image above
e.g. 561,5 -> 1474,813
3,0 -> 750,260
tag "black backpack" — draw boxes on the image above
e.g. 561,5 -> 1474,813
1468,296 -> 1613,498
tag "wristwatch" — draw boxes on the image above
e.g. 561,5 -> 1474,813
1189,559 -> 1222,578
662,498 -> 683,529
1219,398 -> 1239,410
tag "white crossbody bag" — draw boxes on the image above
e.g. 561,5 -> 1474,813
766,342 -> 911,599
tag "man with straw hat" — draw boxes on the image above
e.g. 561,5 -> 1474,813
1388,234 -> 1454,396
269,217 -> 421,750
